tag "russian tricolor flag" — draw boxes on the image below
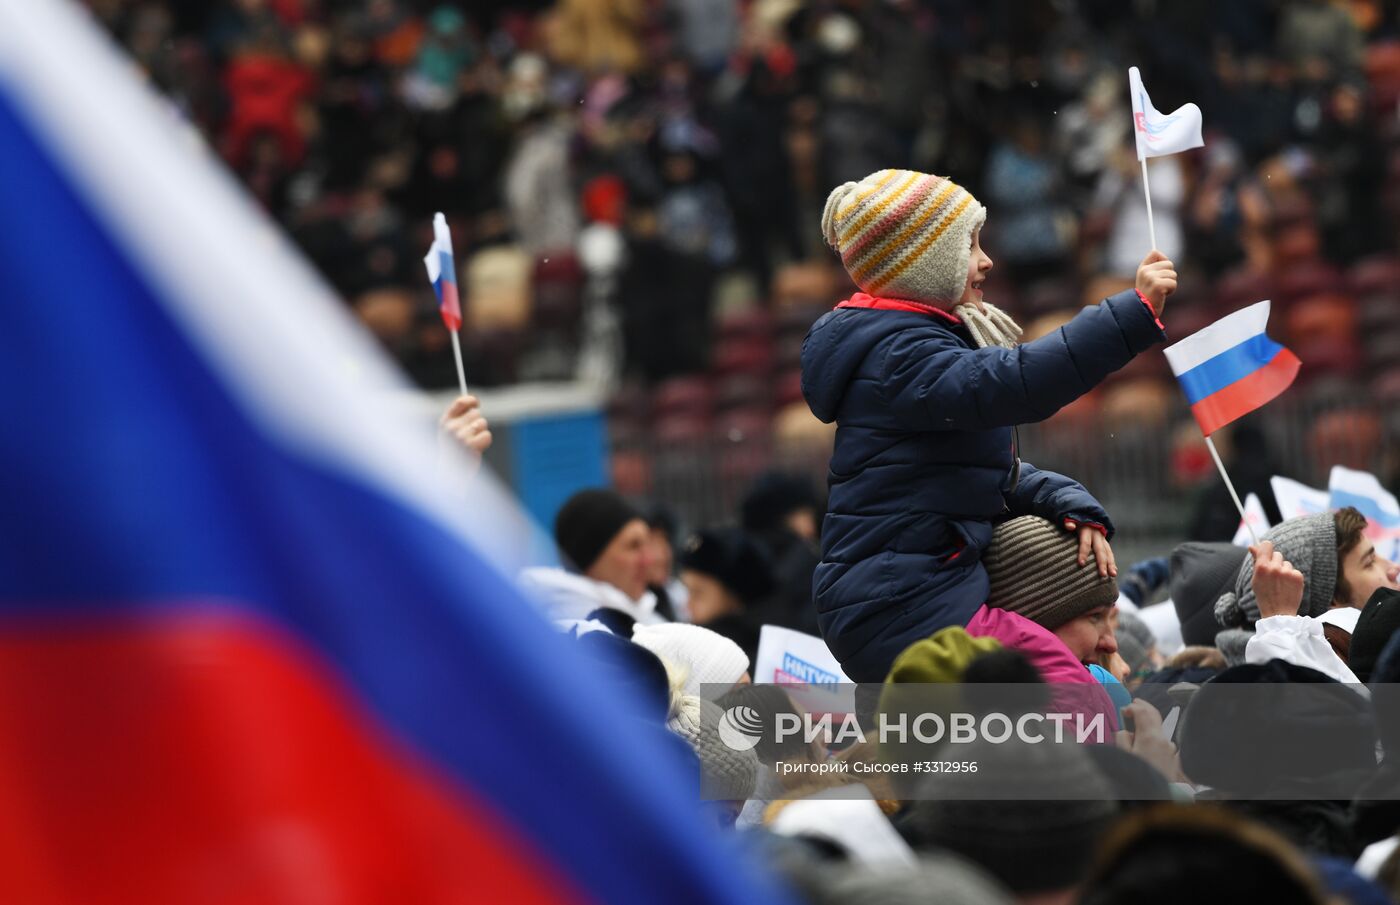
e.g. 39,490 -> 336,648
424,212 -> 462,332
0,2 -> 792,904
1164,300 -> 1301,436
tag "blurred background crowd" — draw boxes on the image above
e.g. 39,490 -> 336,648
85,0 -> 1400,555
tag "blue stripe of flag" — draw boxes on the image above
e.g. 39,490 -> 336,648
1175,334 -> 1285,405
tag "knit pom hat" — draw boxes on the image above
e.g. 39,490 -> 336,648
668,695 -> 759,801
632,622 -> 750,697
1214,512 -> 1339,631
983,516 -> 1120,631
821,169 -> 987,305
1114,609 -> 1157,677
554,488 -> 643,572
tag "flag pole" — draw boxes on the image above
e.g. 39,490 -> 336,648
1140,157 -> 1158,251
450,330 -> 468,398
1204,434 -> 1259,545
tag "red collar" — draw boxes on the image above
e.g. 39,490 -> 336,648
834,292 -> 962,324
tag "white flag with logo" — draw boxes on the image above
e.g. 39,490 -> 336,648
1129,66 -> 1204,160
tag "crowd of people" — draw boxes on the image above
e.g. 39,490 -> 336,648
88,0 -> 1400,387
505,474 -> 1400,904
86,0 -> 1400,543
504,479 -> 1400,902
434,361 -> 1400,903
91,0 -> 1400,899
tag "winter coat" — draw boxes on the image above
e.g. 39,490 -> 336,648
801,290 -> 1166,681
965,605 -> 1119,733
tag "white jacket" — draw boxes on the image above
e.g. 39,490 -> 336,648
517,567 -> 665,627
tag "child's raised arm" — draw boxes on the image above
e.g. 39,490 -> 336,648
880,253 -> 1172,432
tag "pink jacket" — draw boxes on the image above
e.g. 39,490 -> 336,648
965,605 -> 1119,734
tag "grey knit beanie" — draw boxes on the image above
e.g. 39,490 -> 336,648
983,516 -> 1120,631
668,695 -> 758,801
1115,609 -> 1157,676
1214,512 -> 1339,629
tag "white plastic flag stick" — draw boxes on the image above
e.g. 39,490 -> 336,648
1140,158 -> 1158,251
1129,66 -> 1203,251
1205,436 -> 1258,545
449,331 -> 468,398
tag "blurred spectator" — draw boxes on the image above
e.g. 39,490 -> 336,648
740,470 -> 822,635
984,114 -> 1075,280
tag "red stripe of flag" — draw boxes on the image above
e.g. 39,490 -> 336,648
1189,347 -> 1301,436
438,277 -> 461,332
0,612 -> 588,905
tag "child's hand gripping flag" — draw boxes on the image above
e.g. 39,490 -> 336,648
1164,300 -> 1301,436
1129,66 -> 1203,160
423,212 -> 462,332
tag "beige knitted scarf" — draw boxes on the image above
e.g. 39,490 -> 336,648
954,301 -> 1023,350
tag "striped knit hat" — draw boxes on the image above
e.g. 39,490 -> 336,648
983,516 -> 1119,631
821,169 -> 987,304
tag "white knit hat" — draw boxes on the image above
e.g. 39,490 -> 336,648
632,623 -> 750,697
668,695 -> 758,802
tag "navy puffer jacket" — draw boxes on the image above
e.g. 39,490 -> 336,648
801,291 -> 1167,681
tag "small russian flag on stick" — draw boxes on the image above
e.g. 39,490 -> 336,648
423,212 -> 467,395
1165,300 -> 1301,543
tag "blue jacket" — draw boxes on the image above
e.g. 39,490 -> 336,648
801,290 -> 1167,681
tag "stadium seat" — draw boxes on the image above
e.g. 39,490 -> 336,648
715,373 -> 771,412
1346,254 -> 1400,297
715,308 -> 774,343
1365,329 -> 1400,371
1359,292 -> 1400,333
651,375 -> 714,419
1274,262 -> 1343,305
655,412 -> 714,445
1213,266 -> 1275,312
711,337 -> 774,377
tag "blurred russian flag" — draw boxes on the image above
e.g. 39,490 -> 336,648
0,3 -> 792,904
